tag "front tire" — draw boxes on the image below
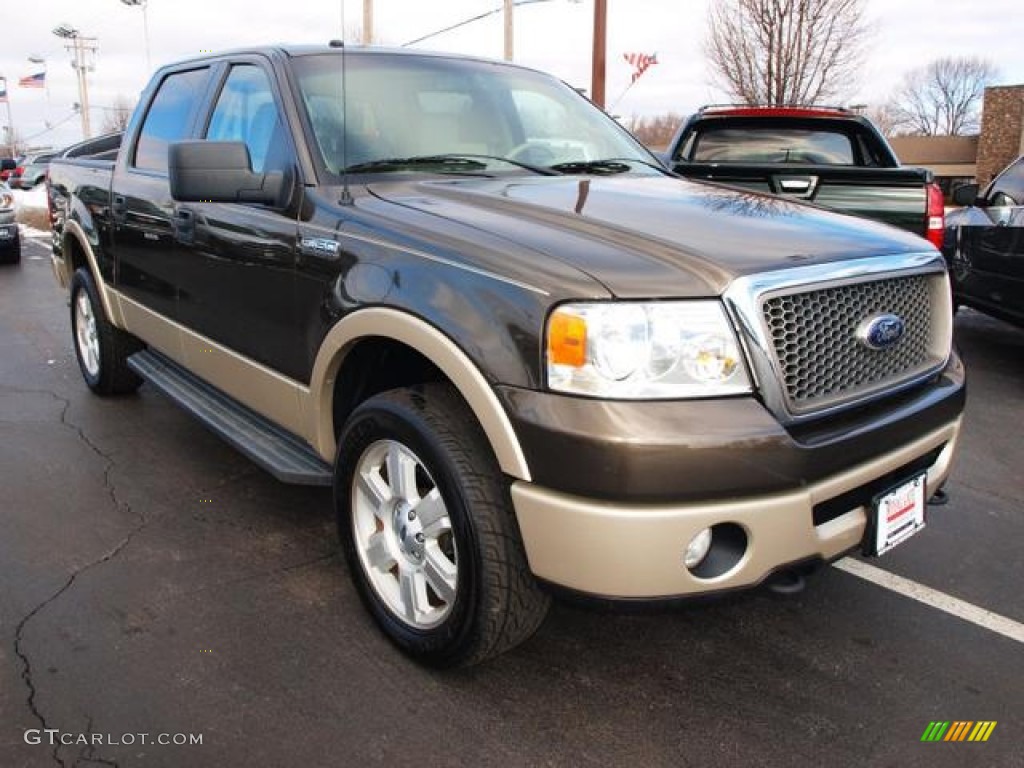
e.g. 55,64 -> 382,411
335,384 -> 549,667
0,238 -> 18,264
70,267 -> 143,395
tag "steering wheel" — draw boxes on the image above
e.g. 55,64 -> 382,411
506,142 -> 558,167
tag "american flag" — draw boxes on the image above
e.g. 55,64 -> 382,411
623,52 -> 658,84
18,72 -> 46,89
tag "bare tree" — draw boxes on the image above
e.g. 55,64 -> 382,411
100,94 -> 137,134
705,0 -> 871,106
863,103 -> 900,137
626,113 -> 684,150
888,57 -> 997,136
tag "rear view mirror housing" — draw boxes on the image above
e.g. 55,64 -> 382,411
951,183 -> 980,208
168,140 -> 293,209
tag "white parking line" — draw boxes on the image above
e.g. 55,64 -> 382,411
833,558 -> 1024,645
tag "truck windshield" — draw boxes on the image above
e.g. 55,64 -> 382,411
292,52 -> 654,176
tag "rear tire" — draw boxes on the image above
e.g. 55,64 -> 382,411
335,384 -> 549,667
70,267 -> 143,395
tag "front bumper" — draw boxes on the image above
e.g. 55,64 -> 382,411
503,354 -> 965,599
511,417 -> 960,598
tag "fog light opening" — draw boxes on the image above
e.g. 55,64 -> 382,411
684,527 -> 713,569
686,523 -> 748,580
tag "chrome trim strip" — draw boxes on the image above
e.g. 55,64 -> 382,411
724,252 -> 952,425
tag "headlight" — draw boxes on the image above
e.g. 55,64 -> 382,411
546,301 -> 752,398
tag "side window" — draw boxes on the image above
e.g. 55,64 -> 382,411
206,65 -> 285,173
987,158 -> 1024,207
133,68 -> 209,172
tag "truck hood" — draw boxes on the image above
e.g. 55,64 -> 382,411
367,175 -> 934,297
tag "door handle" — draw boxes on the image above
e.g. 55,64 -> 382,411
112,194 -> 127,219
173,207 -> 196,244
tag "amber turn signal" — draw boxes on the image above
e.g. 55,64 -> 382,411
547,310 -> 587,368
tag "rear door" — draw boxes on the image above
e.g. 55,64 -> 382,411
111,66 -> 212,324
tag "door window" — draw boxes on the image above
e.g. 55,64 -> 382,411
206,65 -> 286,173
133,68 -> 209,172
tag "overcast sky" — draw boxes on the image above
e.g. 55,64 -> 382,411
1,0 -> 1022,150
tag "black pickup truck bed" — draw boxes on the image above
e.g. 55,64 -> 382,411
665,106 -> 945,247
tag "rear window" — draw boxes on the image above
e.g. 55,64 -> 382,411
689,127 -> 855,165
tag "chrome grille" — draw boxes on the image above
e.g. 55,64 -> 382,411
762,275 -> 934,411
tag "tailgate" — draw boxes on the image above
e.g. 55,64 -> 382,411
674,163 -> 929,235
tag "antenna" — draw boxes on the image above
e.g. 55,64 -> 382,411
335,0 -> 353,206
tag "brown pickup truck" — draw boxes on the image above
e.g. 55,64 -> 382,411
47,46 -> 964,666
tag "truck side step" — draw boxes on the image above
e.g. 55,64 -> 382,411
127,349 -> 332,486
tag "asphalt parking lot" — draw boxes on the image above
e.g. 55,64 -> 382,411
2,234 -> 1022,768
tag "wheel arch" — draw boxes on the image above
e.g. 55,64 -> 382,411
308,308 -> 531,482
61,220 -> 124,327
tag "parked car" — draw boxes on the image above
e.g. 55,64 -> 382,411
10,151 -> 56,189
48,46 -> 964,666
943,156 -> 1024,327
0,182 -> 20,264
0,157 -> 17,183
663,105 -> 946,247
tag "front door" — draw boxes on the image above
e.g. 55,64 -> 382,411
173,61 -> 303,380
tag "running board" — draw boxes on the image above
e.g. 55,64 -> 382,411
127,349 -> 332,486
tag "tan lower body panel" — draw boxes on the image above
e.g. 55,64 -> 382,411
511,418 -> 962,598
116,292 -> 310,442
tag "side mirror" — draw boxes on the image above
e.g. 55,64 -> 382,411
952,183 -> 980,207
168,140 -> 292,208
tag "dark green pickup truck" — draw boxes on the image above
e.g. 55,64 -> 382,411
664,106 -> 946,248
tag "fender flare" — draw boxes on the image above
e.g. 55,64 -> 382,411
60,220 -> 125,327
307,308 -> 531,482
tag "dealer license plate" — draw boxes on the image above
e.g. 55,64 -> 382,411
867,473 -> 926,556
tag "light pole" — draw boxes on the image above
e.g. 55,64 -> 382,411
592,0 -> 607,108
363,0 -> 373,45
120,0 -> 152,71
53,24 -> 98,140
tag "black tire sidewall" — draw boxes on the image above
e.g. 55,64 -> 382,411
335,391 -> 484,666
70,268 -> 105,391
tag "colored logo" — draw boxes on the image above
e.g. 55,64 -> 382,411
921,721 -> 997,742
857,313 -> 906,350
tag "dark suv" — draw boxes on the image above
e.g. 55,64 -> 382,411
0,182 -> 19,263
944,156 -> 1024,327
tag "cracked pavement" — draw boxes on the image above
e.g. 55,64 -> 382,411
3,239 -> 1023,768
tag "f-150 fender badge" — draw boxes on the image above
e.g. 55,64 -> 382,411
857,313 -> 906,350
300,237 -> 341,258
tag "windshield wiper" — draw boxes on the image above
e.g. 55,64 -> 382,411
342,153 -> 562,177
341,155 -> 491,174
548,159 -> 633,175
549,158 -> 671,176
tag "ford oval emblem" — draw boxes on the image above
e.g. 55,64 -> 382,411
857,314 -> 906,350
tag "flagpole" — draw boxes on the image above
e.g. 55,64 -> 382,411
0,76 -> 15,157
609,79 -> 638,112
